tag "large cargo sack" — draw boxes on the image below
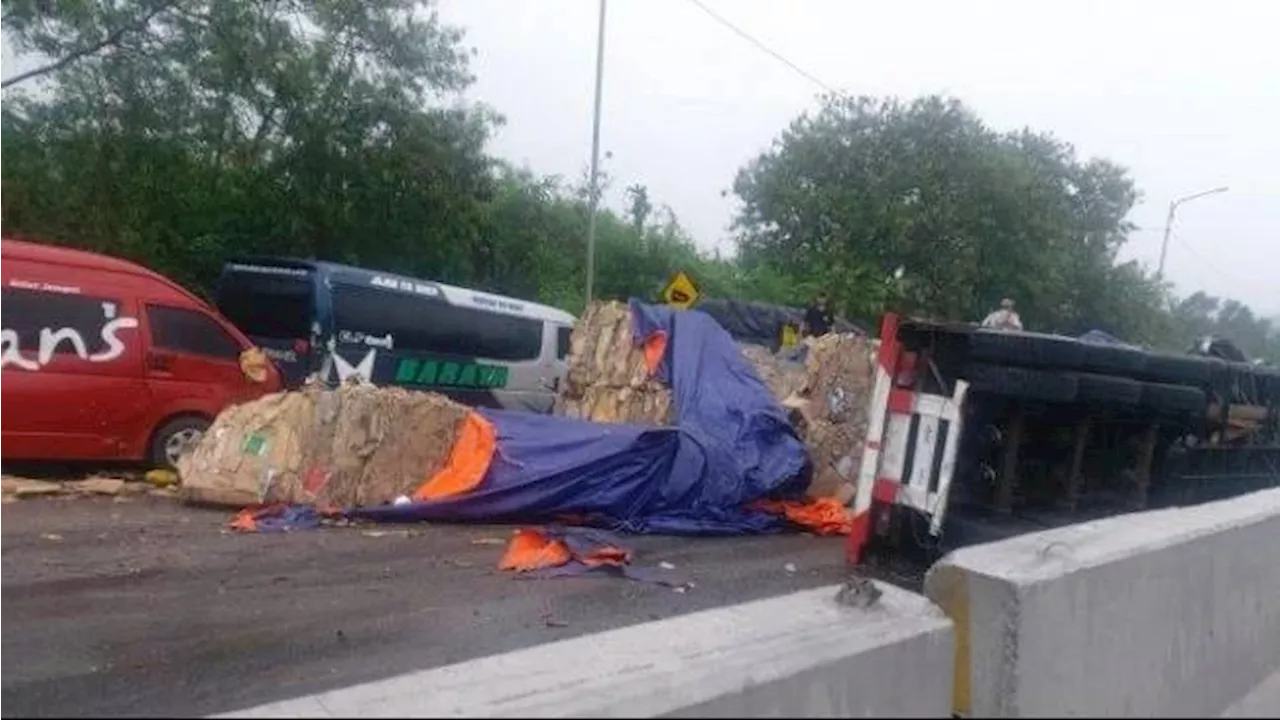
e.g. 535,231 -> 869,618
177,383 -> 469,508
556,300 -> 673,425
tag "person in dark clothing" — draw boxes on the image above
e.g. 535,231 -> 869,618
802,292 -> 834,337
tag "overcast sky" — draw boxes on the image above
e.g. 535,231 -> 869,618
435,0 -> 1279,315
5,1 -> 1277,314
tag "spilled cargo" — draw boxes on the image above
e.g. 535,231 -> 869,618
178,300 -> 874,546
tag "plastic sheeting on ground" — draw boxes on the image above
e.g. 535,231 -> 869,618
498,526 -> 689,587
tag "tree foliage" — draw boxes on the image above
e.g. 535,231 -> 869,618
733,94 -> 1274,361
1,2 -> 1273,363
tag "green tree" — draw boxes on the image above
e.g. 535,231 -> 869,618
2,0 -> 496,293
732,94 -> 1155,332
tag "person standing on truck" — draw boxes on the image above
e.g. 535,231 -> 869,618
981,297 -> 1024,331
802,292 -> 835,338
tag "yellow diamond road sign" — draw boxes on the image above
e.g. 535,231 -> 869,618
661,270 -> 700,310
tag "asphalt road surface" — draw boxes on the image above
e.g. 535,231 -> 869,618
2,497 -> 849,718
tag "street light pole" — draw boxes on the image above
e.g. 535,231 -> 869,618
584,0 -> 608,304
1157,186 -> 1229,280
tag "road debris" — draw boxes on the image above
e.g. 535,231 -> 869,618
361,529 -> 416,539
67,477 -> 126,496
835,573 -> 883,609
6,478 -> 65,499
145,469 -> 179,488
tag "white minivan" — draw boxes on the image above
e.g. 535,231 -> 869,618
214,258 -> 576,413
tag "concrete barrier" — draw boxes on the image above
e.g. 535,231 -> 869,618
218,582 -> 954,718
925,488 -> 1280,718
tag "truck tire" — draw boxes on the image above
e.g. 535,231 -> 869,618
1138,382 -> 1207,416
1078,342 -> 1148,376
1139,352 -> 1218,387
968,330 -> 1087,370
148,415 -> 210,469
963,363 -> 1078,403
1072,372 -> 1142,407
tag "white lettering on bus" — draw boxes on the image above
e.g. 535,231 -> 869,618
226,263 -> 309,277
369,275 -> 440,297
338,329 -> 395,350
471,294 -> 525,313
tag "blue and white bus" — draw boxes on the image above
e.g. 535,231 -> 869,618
214,258 -> 576,413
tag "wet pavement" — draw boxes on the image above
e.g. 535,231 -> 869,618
2,497 -> 848,717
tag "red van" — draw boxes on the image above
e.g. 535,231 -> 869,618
1,237 -> 282,467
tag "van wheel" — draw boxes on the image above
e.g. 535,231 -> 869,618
149,416 -> 210,469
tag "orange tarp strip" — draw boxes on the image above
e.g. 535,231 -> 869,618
229,506 -> 264,533
414,411 -> 497,501
499,529 -> 573,572
642,331 -> 668,375
581,546 -> 630,567
754,497 -> 855,536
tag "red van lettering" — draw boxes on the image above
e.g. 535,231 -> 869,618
90,317 -> 137,362
0,330 -> 38,371
1,316 -> 139,370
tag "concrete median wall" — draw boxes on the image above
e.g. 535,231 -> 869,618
218,582 -> 954,718
925,488 -> 1280,718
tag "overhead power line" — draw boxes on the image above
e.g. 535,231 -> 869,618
1170,229 -> 1242,287
685,0 -> 841,96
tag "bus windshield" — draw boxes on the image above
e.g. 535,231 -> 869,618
215,266 -> 314,341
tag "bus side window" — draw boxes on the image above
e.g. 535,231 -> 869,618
331,284 -> 542,361
556,326 -> 572,360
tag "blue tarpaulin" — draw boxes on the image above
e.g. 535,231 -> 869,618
353,300 -> 811,534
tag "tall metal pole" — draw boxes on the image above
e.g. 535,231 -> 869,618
1156,201 -> 1177,281
585,0 -> 608,304
1156,186 -> 1228,280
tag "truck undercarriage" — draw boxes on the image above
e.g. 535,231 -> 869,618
849,314 -> 1280,566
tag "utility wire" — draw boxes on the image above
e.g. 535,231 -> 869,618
685,0 -> 842,97
1170,228 -> 1243,288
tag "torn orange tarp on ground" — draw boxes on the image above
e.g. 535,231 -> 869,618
229,503 -> 342,533
753,497 -> 855,536
498,528 -> 631,572
413,411 -> 496,501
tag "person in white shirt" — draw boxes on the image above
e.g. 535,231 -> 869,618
981,298 -> 1023,331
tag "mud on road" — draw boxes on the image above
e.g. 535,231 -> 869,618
2,497 -> 848,718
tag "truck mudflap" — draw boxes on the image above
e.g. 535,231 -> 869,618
846,313 -> 969,565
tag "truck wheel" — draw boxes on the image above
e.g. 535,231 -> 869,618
1078,342 -> 1148,376
963,363 -> 1078,403
968,330 -> 1088,370
1138,382 -> 1207,417
1072,372 -> 1142,407
149,416 -> 210,469
1140,352 -> 1218,387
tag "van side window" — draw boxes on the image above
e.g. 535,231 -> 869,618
147,305 -> 242,360
1,287 -> 119,355
331,284 -> 542,361
556,326 -> 572,360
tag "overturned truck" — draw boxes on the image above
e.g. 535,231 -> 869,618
846,314 -> 1280,566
